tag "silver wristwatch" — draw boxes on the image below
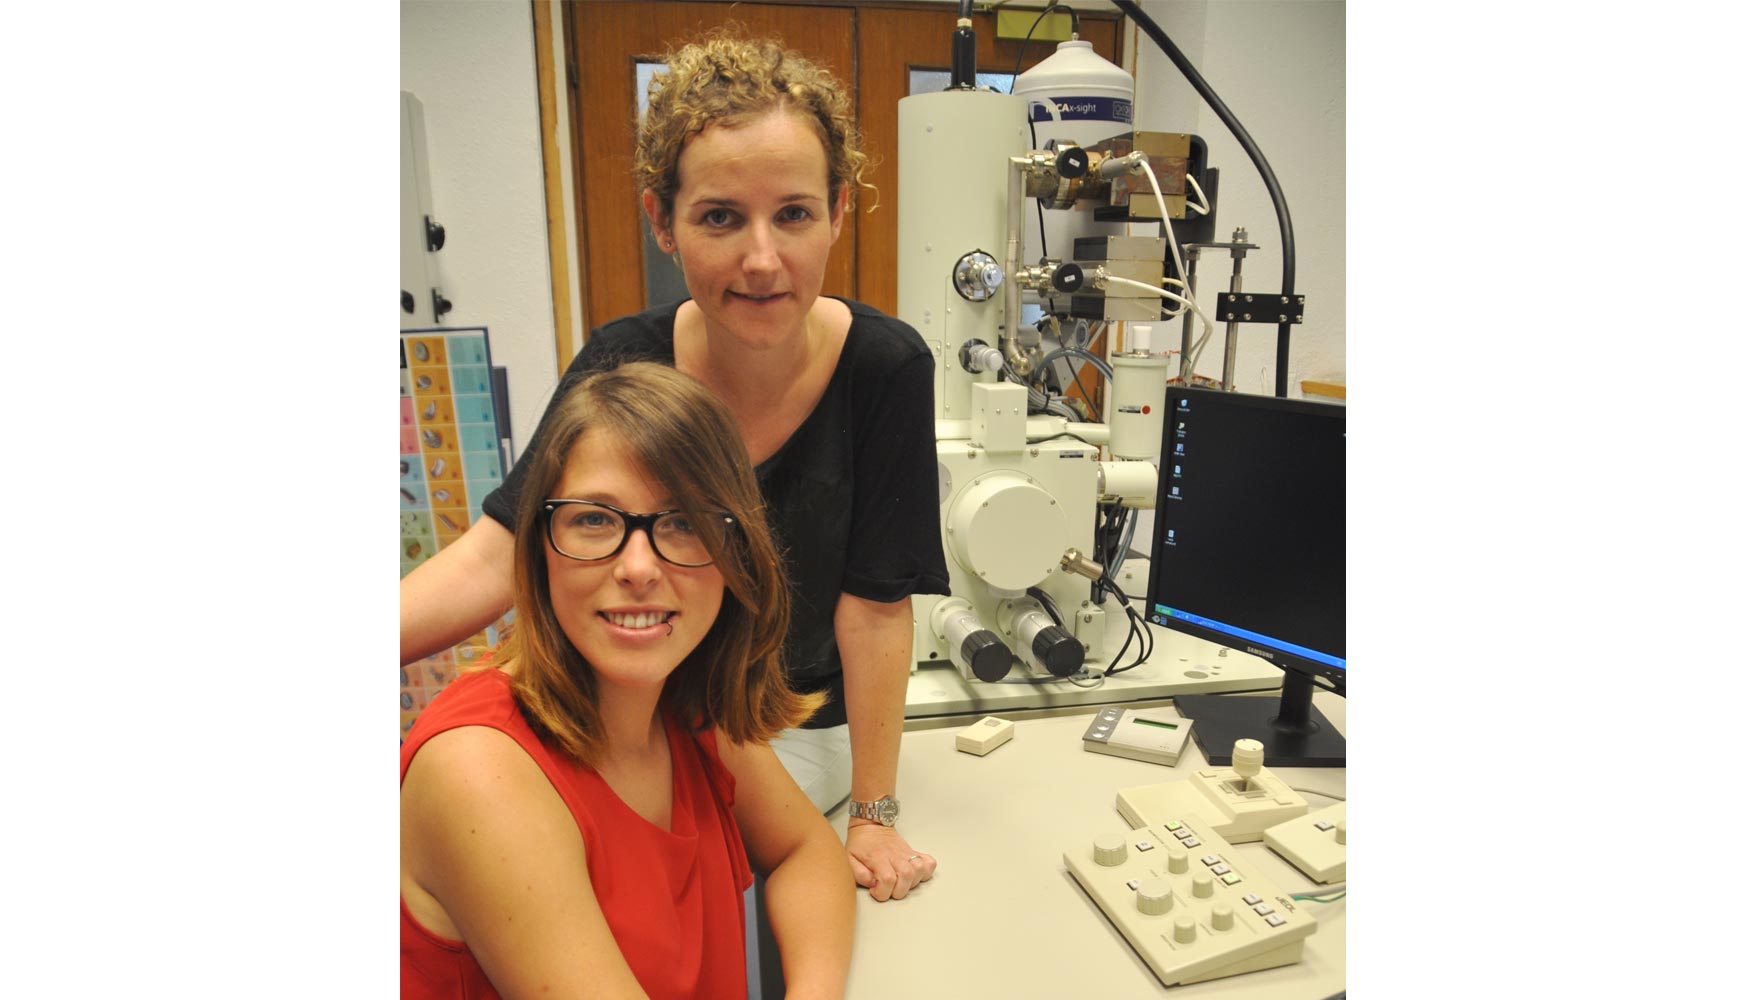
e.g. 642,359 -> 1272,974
848,794 -> 900,827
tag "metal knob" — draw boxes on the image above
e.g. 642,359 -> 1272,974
953,251 -> 1005,302
1055,145 -> 1090,179
1051,262 -> 1084,294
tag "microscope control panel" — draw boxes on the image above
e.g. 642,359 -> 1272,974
1115,738 -> 1309,842
1064,814 -> 1317,986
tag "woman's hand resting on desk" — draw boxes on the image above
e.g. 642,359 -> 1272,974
846,821 -> 936,901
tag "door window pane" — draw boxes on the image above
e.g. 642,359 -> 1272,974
908,70 -> 1016,95
636,62 -> 690,310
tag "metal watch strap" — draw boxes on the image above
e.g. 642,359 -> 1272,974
849,794 -> 899,826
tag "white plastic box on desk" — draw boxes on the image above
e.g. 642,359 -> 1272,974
1262,802 -> 1346,883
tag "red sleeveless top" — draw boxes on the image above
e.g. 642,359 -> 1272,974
400,669 -> 752,999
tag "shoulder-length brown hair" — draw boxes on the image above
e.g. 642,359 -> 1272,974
480,362 -> 820,764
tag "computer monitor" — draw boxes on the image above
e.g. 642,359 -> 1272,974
1144,387 -> 1346,768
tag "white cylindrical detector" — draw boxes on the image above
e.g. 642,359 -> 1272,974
931,596 -> 1013,683
1108,353 -> 1171,459
1098,460 -> 1159,507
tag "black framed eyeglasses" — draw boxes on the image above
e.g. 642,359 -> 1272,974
541,499 -> 735,568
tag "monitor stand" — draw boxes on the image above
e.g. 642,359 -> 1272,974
1174,671 -> 1345,768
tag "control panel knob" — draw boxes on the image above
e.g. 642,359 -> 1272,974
1051,262 -> 1085,294
961,629 -> 1012,683
1054,146 -> 1090,179
1231,739 -> 1265,779
953,250 -> 1005,302
1166,848 -> 1189,874
1032,624 -> 1084,677
1135,878 -> 1173,915
1174,916 -> 1198,943
1093,834 -> 1128,867
1335,820 -> 1347,846
1212,904 -> 1235,931
1192,874 -> 1214,898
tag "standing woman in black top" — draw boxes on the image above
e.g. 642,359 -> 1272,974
401,29 -> 948,902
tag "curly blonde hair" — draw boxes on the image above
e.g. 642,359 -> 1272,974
634,28 -> 874,224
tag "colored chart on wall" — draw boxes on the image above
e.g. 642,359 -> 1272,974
400,327 -> 513,739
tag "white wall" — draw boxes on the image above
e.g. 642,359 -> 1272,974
1133,0 -> 1345,395
400,0 -> 558,458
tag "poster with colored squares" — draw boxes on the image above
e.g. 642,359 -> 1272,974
400,327 -> 514,739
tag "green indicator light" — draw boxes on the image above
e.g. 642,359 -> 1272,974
1131,718 -> 1180,731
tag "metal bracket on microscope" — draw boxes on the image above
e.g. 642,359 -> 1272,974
1212,292 -> 1307,325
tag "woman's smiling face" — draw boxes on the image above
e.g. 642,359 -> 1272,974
543,428 -> 725,691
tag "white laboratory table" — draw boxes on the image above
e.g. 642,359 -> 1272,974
906,614 -> 1286,725
832,692 -> 1346,999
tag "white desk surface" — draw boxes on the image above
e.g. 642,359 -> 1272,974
833,693 -> 1346,998
907,617 -> 1287,725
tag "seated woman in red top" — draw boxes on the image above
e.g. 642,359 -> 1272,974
400,362 -> 854,999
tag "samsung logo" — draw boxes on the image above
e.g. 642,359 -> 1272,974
1245,646 -> 1275,661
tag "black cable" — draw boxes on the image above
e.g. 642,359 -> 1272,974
1110,0 -> 1298,398
1066,354 -> 1097,419
1006,3 -> 1077,92
1011,3 -> 1084,265
1026,586 -> 1068,630
1096,577 -> 1153,675
952,0 -> 977,89
1026,115 -> 1050,262
1026,431 -> 1099,448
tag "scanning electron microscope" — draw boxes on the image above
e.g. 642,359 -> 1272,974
903,29 -> 1224,684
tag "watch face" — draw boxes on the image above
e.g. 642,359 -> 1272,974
855,797 -> 900,826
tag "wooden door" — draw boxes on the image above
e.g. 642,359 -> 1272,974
562,2 -> 1123,336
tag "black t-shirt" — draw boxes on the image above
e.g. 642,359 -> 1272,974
483,298 -> 951,728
